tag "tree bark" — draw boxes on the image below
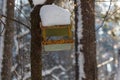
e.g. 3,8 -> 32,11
31,5 -> 42,80
1,0 -> 14,80
30,0 -> 55,80
80,0 -> 97,80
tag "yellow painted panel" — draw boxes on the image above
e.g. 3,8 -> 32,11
42,39 -> 74,45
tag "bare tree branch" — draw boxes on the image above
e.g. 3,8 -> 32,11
15,5 -> 30,22
0,19 -> 5,36
107,7 -> 120,20
96,0 -> 112,31
0,14 -> 30,30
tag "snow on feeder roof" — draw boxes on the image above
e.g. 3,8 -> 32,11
33,0 -> 46,5
40,4 -> 71,27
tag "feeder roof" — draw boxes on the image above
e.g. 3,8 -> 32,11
40,4 -> 71,27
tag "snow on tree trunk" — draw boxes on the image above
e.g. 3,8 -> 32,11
1,0 -> 15,80
0,35 -> 3,80
116,51 -> 120,80
77,0 -> 97,80
75,0 -> 85,80
0,35 -> 4,80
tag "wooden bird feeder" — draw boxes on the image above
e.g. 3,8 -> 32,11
41,23 -> 74,51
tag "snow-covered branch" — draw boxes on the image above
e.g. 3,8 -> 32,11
23,72 -> 31,80
17,30 -> 30,39
11,64 -> 18,72
42,65 -> 66,76
52,74 -> 60,80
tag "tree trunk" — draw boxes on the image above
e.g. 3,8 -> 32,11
80,0 -> 97,80
1,0 -> 14,80
30,5 -> 42,80
30,0 -> 55,80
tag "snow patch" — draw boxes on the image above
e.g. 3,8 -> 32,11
33,0 -> 46,5
79,53 -> 85,79
40,4 -> 71,26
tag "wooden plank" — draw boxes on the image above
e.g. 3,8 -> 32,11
41,24 -> 73,40
43,43 -> 74,51
41,25 -> 70,29
45,27 -> 69,36
42,39 -> 74,45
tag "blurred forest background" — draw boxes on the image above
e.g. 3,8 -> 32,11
0,0 -> 120,80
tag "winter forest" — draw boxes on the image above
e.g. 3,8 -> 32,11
0,0 -> 120,80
